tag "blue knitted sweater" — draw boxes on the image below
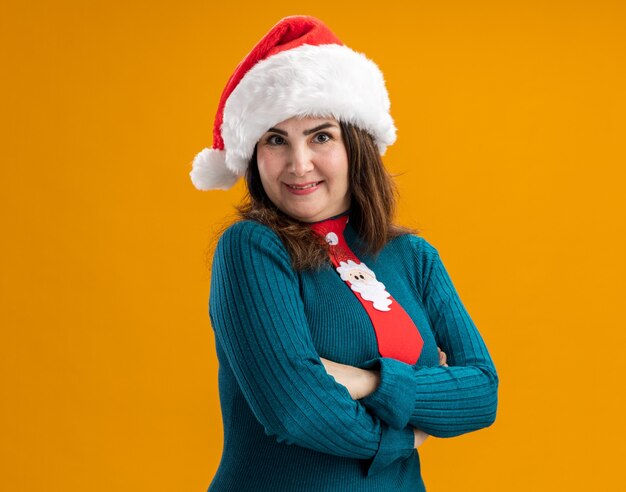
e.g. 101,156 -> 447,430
207,217 -> 498,491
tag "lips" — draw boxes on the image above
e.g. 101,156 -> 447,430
284,181 -> 323,195
285,181 -> 323,190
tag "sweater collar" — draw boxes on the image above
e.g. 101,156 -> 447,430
306,210 -> 363,257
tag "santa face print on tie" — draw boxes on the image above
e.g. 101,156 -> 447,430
335,259 -> 392,312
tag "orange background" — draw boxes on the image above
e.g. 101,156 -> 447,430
2,1 -> 625,490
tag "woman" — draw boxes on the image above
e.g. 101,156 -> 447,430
190,15 -> 498,492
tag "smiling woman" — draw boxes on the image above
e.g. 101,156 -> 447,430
189,15 -> 498,492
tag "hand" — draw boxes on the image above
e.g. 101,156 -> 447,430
438,347 -> 448,367
319,357 -> 380,400
413,428 -> 430,448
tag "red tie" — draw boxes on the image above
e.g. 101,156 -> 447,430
309,214 -> 423,364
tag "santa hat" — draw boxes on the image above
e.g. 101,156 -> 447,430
190,15 -> 397,191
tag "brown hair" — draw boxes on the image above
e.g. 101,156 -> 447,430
226,120 -> 417,271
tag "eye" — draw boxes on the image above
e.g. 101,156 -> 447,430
266,134 -> 286,145
313,132 -> 332,143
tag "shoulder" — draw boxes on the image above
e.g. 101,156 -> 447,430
217,220 -> 285,251
214,220 -> 293,272
384,233 -> 447,297
387,232 -> 440,259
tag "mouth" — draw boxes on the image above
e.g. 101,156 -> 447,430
284,180 -> 324,195
285,181 -> 323,190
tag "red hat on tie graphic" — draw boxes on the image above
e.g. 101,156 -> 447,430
189,15 -> 397,191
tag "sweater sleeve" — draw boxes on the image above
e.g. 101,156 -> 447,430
359,236 -> 499,437
209,221 -> 416,476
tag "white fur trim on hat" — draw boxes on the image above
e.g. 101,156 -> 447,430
190,148 -> 240,191
221,43 -> 396,177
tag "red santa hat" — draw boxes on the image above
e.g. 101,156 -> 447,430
190,15 -> 397,191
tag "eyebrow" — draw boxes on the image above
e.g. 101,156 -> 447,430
266,122 -> 338,137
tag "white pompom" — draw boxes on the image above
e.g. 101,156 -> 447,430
189,148 -> 239,190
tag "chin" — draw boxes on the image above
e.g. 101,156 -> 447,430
292,212 -> 321,223
283,206 -> 323,223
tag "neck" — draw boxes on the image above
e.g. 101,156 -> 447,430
305,209 -> 351,225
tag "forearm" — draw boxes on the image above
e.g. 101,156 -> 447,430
358,356 -> 498,437
405,363 -> 498,437
320,349 -> 496,439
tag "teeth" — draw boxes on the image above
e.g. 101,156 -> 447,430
289,182 -> 320,190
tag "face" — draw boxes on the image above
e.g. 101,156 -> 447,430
256,116 -> 351,223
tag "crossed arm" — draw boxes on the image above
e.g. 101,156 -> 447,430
320,348 -> 449,448
320,348 -> 448,400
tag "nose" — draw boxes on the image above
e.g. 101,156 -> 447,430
288,144 -> 314,177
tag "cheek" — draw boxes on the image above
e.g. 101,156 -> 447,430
334,163 -> 350,194
257,154 -> 280,184
256,164 -> 276,200
323,150 -> 349,182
